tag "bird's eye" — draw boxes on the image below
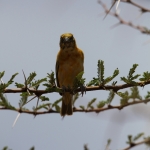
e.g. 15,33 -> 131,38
70,36 -> 74,41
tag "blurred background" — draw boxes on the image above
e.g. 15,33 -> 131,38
0,0 -> 150,149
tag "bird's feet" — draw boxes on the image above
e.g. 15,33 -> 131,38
80,84 -> 86,96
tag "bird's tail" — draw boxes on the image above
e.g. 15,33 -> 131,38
61,93 -> 73,116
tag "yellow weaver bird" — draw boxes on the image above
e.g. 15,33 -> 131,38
56,33 -> 84,116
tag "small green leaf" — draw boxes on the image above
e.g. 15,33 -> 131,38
126,135 -> 133,144
120,77 -> 130,84
129,86 -> 142,100
15,82 -> 24,88
27,72 -> 36,85
79,105 -> 85,110
104,68 -> 119,84
0,71 -> 5,79
98,60 -> 104,85
120,91 -> 129,105
31,78 -> 47,89
52,98 -> 62,107
39,96 -> 49,101
145,91 -> 150,99
139,71 -> 150,82
34,103 -> 51,111
6,73 -> 18,86
87,98 -> 96,109
19,92 -> 29,107
97,101 -> 106,108
73,71 -> 85,90
107,90 -> 115,104
0,93 -> 15,110
30,147 -> 35,150
86,77 -> 99,86
55,105 -> 60,112
133,133 -> 144,141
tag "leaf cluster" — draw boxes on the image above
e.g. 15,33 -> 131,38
87,60 -> 119,86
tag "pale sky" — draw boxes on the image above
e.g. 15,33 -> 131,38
0,0 -> 150,150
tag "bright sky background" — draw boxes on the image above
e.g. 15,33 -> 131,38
0,0 -> 150,150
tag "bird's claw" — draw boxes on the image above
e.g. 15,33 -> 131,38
80,84 -> 86,96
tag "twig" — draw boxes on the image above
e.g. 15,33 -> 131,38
122,139 -> 150,150
0,98 -> 150,115
98,0 -> 150,35
3,79 -> 150,95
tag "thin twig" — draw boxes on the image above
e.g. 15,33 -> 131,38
98,0 -> 150,35
0,98 -> 150,115
122,139 -> 150,150
3,79 -> 150,95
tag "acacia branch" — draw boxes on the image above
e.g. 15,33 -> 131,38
0,98 -> 150,115
122,138 -> 150,150
3,79 -> 150,95
98,0 -> 150,34
121,0 -> 150,13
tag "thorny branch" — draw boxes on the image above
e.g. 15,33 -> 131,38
122,138 -> 150,150
3,78 -> 150,94
98,0 -> 150,35
0,98 -> 150,115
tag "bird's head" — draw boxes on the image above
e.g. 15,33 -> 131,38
60,33 -> 76,50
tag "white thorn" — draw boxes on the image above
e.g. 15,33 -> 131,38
12,113 -> 21,128
116,0 -> 120,11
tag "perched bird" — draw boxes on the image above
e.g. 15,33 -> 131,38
56,33 -> 84,116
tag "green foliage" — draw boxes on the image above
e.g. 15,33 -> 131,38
86,77 -> 99,86
79,105 -> 85,110
126,133 -> 144,145
97,101 -> 106,108
119,91 -> 129,105
0,93 -> 15,110
97,60 -> 104,85
15,83 -> 24,88
105,139 -> 111,150
30,147 -> 35,150
52,98 -> 62,112
129,86 -> 142,100
121,64 -> 140,84
118,87 -> 142,105
0,72 -> 18,92
31,78 -> 47,90
7,73 -> 18,86
27,72 -> 36,85
139,71 -> 150,82
87,98 -> 96,109
84,144 -> 89,150
87,60 -> 119,86
107,90 -> 115,104
133,133 -> 144,141
0,83 -> 6,93
126,135 -> 133,144
43,71 -> 60,93
19,92 -> 29,108
73,71 -> 85,90
33,103 -> 50,111
145,91 -> 150,99
2,146 -> 9,150
103,68 -> 119,85
39,96 -> 49,101
0,71 -> 5,79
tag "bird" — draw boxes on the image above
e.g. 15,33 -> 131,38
56,33 -> 84,116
